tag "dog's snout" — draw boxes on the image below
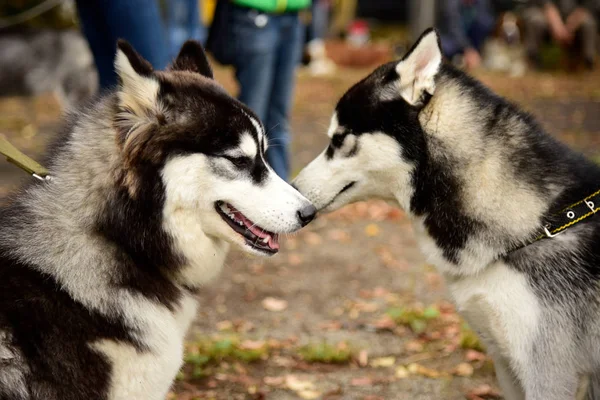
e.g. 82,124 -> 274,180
297,204 -> 317,227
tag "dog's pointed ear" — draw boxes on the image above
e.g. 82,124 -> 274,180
170,40 -> 213,79
394,28 -> 442,105
113,40 -> 165,181
114,39 -> 160,117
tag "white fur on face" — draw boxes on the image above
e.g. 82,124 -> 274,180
327,113 -> 339,138
161,150 -> 311,260
293,123 -> 415,213
240,132 -> 257,158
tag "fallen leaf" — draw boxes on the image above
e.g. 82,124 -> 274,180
365,224 -> 380,237
216,320 -> 233,331
358,350 -> 369,367
372,315 -> 396,330
395,366 -> 409,378
407,363 -> 442,378
319,320 -> 342,331
264,376 -> 285,386
262,297 -> 288,312
405,340 -> 424,353
466,384 -> 501,399
287,253 -> 303,266
454,362 -> 474,377
328,229 -> 351,242
369,356 -> 396,368
239,340 -> 265,350
351,377 -> 373,386
285,375 -> 314,391
303,231 -> 323,245
465,350 -> 487,362
298,390 -> 321,399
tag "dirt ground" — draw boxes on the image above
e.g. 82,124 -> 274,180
1,61 -> 600,400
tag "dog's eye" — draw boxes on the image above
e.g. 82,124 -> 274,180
222,155 -> 252,169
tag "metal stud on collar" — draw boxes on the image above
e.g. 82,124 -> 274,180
586,200 -> 596,213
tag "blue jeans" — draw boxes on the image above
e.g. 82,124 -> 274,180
76,0 -> 169,89
165,0 -> 207,59
440,11 -> 494,58
229,5 -> 304,181
306,0 -> 330,43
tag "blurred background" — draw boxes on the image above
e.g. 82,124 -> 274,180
1,1 -> 599,399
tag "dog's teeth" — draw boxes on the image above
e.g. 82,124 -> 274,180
261,237 -> 269,244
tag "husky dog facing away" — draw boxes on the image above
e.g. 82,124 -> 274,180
0,40 -> 315,400
294,28 -> 600,400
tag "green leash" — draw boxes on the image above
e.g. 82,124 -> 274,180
0,136 -> 50,180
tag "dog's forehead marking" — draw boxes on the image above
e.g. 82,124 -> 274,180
238,132 -> 257,158
327,113 -> 340,138
240,109 -> 266,152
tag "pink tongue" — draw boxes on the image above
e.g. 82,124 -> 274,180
268,234 -> 280,250
231,207 -> 279,250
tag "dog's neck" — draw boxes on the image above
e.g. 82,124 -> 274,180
405,69 -> 573,275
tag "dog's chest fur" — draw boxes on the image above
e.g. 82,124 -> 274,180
444,262 -> 540,363
92,293 -> 198,400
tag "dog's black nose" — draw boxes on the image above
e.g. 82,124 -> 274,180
297,204 -> 317,227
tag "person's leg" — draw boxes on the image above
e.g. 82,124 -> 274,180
76,0 -> 168,89
310,0 -> 330,42
166,0 -> 188,59
440,35 -> 463,60
230,6 -> 278,124
522,7 -> 549,66
467,8 -> 495,52
572,9 -> 597,68
188,0 -> 207,44
75,0 -> 115,89
103,0 -> 169,71
264,13 -> 303,180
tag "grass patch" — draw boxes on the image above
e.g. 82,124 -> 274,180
459,323 -> 485,352
386,305 -> 441,334
182,336 -> 269,378
298,341 -> 354,364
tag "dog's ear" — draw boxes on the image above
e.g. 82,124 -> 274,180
394,28 -> 442,105
170,40 -> 213,79
113,40 -> 166,184
114,39 -> 160,119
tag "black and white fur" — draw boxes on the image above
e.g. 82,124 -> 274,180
294,28 -> 600,400
0,40 -> 314,400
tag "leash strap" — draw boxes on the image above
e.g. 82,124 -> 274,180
0,136 -> 49,180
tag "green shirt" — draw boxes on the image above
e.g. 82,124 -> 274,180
232,0 -> 311,13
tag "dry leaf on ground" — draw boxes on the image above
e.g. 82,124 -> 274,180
466,384 -> 501,399
453,362 -> 474,377
369,356 -> 396,368
262,297 -> 288,312
365,224 -> 380,237
285,375 -> 315,391
358,350 -> 369,367
351,377 -> 373,386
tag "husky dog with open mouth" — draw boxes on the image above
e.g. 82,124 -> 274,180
0,40 -> 315,400
294,28 -> 600,400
